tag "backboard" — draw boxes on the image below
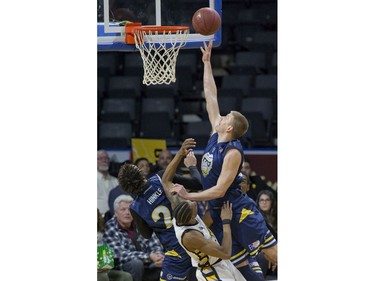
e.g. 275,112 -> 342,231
97,0 -> 222,51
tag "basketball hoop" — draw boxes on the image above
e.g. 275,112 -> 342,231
128,25 -> 189,85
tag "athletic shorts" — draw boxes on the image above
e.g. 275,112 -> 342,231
160,254 -> 192,281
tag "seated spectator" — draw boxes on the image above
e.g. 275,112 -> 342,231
134,157 -> 151,178
256,190 -> 277,238
241,159 -> 252,178
239,172 -> 250,194
149,149 -> 173,175
98,150 -> 119,215
108,187 -> 130,218
97,209 -> 133,281
103,195 -> 164,281
242,159 -> 277,201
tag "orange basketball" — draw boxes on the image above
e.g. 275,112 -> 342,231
192,7 -> 221,36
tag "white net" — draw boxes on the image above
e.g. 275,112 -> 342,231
134,27 -> 189,85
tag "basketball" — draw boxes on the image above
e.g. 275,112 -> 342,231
192,7 -> 221,36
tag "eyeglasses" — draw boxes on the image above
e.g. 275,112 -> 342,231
259,198 -> 271,203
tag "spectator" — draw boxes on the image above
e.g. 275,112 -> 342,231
108,186 -> 131,219
103,195 -> 164,281
241,159 -> 252,178
156,149 -> 173,170
239,172 -> 250,194
134,157 -> 151,178
97,208 -> 133,281
98,150 -> 119,215
149,149 -> 173,175
256,190 -> 277,238
242,159 -> 277,202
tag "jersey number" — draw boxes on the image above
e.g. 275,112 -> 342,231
151,205 -> 173,229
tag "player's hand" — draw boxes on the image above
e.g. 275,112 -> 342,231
149,252 -> 164,268
154,259 -> 163,268
170,183 -> 189,199
200,40 -> 213,63
262,246 -> 277,268
97,268 -> 108,273
268,260 -> 277,271
220,201 -> 232,221
150,252 -> 164,262
184,151 -> 197,168
177,138 -> 196,158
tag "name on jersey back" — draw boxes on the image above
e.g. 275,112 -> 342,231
146,187 -> 163,205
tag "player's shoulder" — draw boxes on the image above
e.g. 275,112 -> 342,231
182,228 -> 205,247
182,228 -> 203,239
229,138 -> 243,149
224,146 -> 242,158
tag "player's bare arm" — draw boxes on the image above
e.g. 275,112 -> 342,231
182,230 -> 231,260
215,148 -> 242,195
262,245 -> 278,266
201,40 -> 220,135
183,202 -> 233,260
162,138 -> 196,209
171,148 -> 242,201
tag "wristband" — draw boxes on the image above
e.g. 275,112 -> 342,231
222,219 -> 231,225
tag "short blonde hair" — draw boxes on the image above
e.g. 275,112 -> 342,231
230,111 -> 249,139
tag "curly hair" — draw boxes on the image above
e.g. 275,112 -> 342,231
173,201 -> 194,225
118,163 -> 147,196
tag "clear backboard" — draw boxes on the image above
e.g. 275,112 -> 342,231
97,0 -> 222,51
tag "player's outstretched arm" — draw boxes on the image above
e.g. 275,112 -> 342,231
161,138 -> 196,209
201,40 -> 220,135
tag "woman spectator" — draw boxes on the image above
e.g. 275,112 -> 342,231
256,190 -> 277,238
